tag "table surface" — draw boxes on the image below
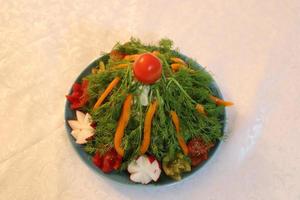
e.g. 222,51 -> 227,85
1,1 -> 300,199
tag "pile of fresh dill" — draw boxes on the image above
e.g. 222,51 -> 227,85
82,38 -> 225,170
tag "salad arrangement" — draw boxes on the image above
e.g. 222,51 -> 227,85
66,38 -> 233,184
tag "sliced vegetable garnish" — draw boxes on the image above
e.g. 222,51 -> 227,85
93,77 -> 121,110
187,138 -> 213,167
128,155 -> 161,184
209,95 -> 234,106
171,63 -> 186,72
140,100 -> 158,154
92,61 -> 106,74
93,148 -> 122,173
170,111 -> 189,156
162,153 -> 191,180
139,85 -> 150,106
66,79 -> 89,109
111,63 -> 129,70
124,54 -> 140,62
114,94 -> 133,157
99,61 -> 105,71
67,111 -> 94,144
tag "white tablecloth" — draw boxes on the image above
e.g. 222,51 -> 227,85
1,1 -> 300,199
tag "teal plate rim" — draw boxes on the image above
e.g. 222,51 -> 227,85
64,53 -> 226,186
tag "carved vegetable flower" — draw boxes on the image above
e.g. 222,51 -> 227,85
67,111 -> 95,144
127,155 -> 161,184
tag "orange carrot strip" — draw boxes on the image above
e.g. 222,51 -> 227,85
170,111 -> 189,155
170,57 -> 186,65
93,77 -> 121,110
196,104 -> 206,115
140,100 -> 158,154
124,54 -> 140,61
152,51 -> 160,56
114,94 -> 133,157
209,95 -> 234,106
171,63 -> 186,72
170,111 -> 180,133
113,63 -> 129,69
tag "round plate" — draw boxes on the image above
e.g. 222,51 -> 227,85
65,53 -> 226,186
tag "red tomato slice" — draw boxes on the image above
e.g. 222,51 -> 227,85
92,152 -> 103,168
187,138 -> 214,167
81,79 -> 89,90
66,80 -> 89,110
190,155 -> 206,167
133,53 -> 162,84
94,148 -> 122,173
101,158 -> 114,173
71,102 -> 81,109
66,95 -> 77,103
113,154 -> 122,170
72,91 -> 81,98
72,83 -> 81,92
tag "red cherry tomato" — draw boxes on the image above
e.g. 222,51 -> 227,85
133,53 -> 162,84
92,152 -> 103,168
